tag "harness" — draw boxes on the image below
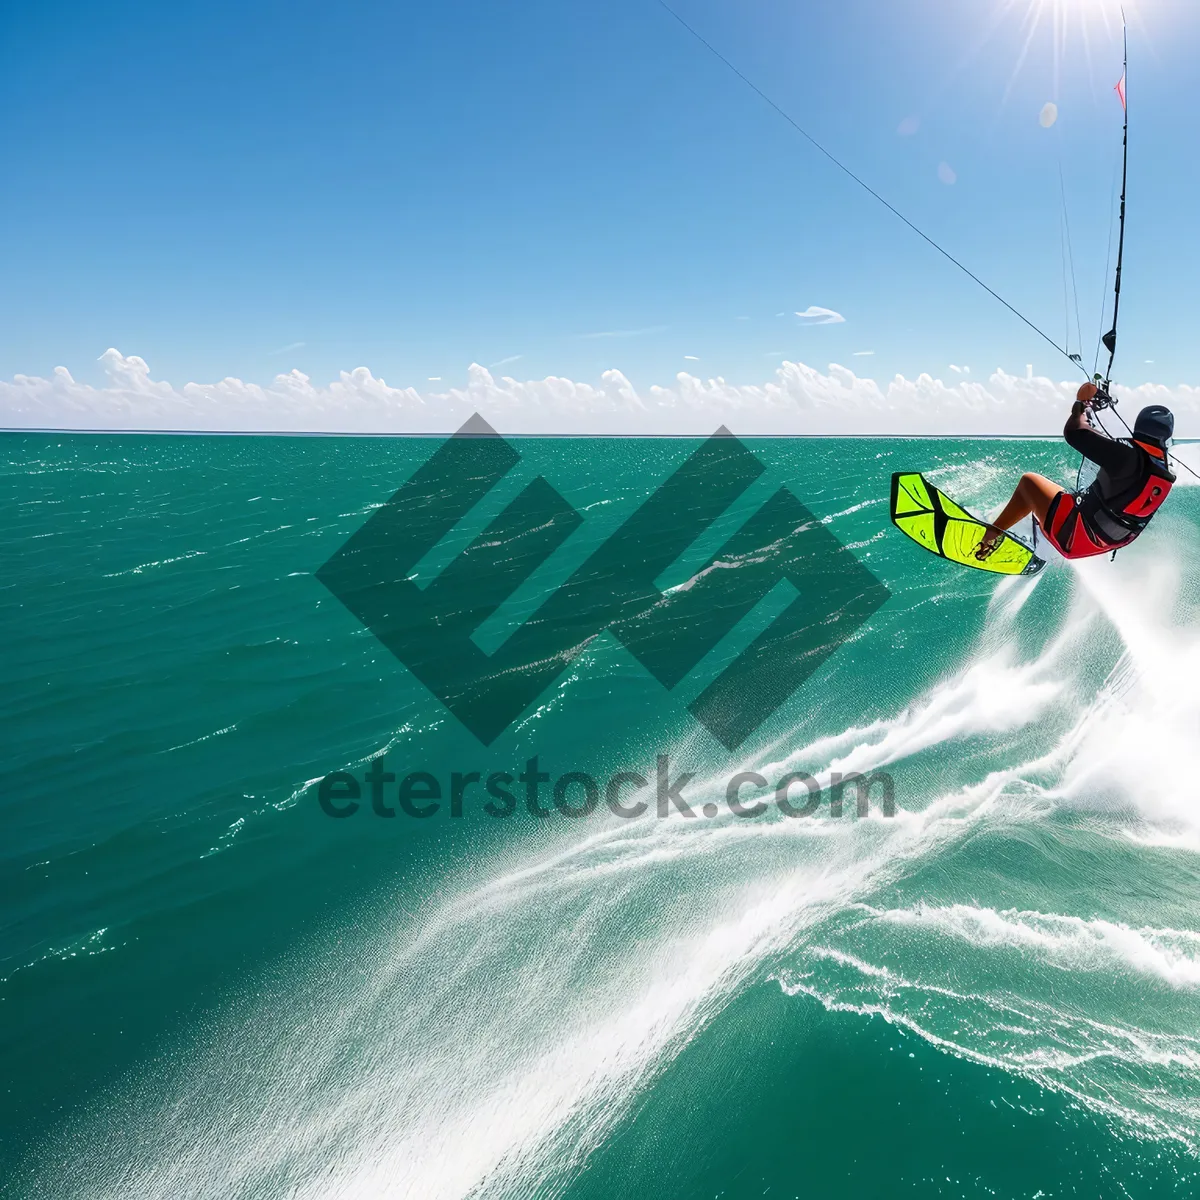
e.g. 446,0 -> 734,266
1068,438 -> 1175,556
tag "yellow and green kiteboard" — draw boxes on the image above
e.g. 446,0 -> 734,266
890,472 -> 1045,576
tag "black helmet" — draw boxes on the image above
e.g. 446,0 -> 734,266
1133,405 -> 1174,445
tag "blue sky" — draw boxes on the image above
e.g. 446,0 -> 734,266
2,0 -> 1198,393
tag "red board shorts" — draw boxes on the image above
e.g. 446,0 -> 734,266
1039,490 -> 1128,560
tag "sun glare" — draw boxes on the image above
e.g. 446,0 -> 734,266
998,0 -> 1137,103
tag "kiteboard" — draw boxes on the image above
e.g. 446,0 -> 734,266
890,472 -> 1045,576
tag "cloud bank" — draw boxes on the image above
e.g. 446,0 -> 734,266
2,348 -> 1199,438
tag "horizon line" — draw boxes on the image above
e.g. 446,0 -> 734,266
0,426 -> 1117,441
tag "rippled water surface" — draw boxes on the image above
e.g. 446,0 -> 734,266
3,433 -> 1199,1198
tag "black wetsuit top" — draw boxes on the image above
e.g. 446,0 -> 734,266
1064,423 -> 1145,544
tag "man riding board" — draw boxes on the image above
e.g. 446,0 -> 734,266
976,385 -> 1175,561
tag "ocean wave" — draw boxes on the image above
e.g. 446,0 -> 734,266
854,903 -> 1200,988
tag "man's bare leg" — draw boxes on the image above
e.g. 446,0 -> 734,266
977,473 -> 1061,559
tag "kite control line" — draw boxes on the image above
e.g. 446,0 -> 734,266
657,0 -> 1089,378
661,2 -> 1200,480
1101,22 -> 1129,394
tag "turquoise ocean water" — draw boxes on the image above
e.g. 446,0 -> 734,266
3,433 -> 1200,1198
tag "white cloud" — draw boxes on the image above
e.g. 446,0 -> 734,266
488,355 -> 523,369
4,348 -> 1199,438
270,341 -> 306,356
1040,102 -> 1058,128
683,355 -> 699,361
853,350 -> 875,357
949,364 -> 962,373
795,306 -> 846,325
938,162 -> 957,185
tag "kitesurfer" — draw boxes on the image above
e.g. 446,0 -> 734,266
976,384 -> 1175,561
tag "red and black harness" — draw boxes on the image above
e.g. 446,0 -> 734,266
1039,438 -> 1175,560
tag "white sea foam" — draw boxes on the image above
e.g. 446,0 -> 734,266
860,903 -> 1200,988
775,953 -> 1200,1145
1054,519 -> 1200,834
767,516 -> 1200,1151
46,662 -> 1032,1200
759,575 -> 1080,789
